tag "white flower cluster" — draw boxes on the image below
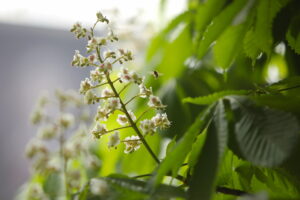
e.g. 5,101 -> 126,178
71,12 -> 171,154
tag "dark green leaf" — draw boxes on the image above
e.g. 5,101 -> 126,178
244,0 -> 290,61
105,177 -> 186,199
149,104 -> 215,187
214,23 -> 247,69
197,0 -> 248,58
188,100 -> 228,200
228,96 -> 300,166
286,15 -> 300,54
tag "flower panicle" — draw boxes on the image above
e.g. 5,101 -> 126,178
71,12 -> 171,154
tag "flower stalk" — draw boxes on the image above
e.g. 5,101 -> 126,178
71,11 -> 171,163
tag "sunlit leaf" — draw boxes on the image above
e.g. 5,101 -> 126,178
197,0 -> 248,58
183,90 -> 248,105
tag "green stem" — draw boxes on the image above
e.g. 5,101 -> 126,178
93,125 -> 132,136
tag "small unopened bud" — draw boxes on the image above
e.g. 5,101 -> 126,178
96,12 -> 109,23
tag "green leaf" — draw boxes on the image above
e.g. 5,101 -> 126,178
43,172 -> 63,199
76,183 -> 90,200
228,96 -> 300,166
149,104 -> 215,187
214,23 -> 247,69
105,177 -> 186,199
252,94 -> 300,115
183,90 -> 248,105
165,136 -> 177,155
188,100 -> 228,200
251,168 -> 300,199
187,129 -> 207,173
286,15 -> 300,54
244,0 -> 290,61
157,25 -> 193,81
194,0 -> 227,33
146,11 -> 192,61
197,0 -> 248,58
267,76 -> 300,91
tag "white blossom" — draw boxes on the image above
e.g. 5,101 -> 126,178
99,62 -> 112,72
90,178 -> 109,196
139,84 -> 152,98
79,78 -> 92,94
92,123 -> 107,139
117,110 -> 136,126
117,114 -> 128,126
103,51 -> 116,59
28,183 -> 49,200
107,28 -> 118,42
152,113 -> 171,129
59,113 -> 74,128
88,54 -> 97,64
148,95 -> 165,108
46,157 -> 61,172
37,124 -> 57,140
84,155 -> 101,169
107,97 -> 121,111
95,106 -> 110,121
70,22 -> 87,39
101,88 -> 114,97
108,131 -> 120,148
90,67 -> 104,82
30,107 -> 44,125
119,67 -> 132,83
63,141 -> 77,158
123,135 -> 142,153
72,50 -> 89,66
25,139 -> 48,159
131,72 -> 143,85
87,38 -> 98,52
84,90 -> 97,104
140,119 -> 156,135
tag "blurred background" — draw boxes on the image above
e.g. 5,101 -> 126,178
0,0 -> 185,199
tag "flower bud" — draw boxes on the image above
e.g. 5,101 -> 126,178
96,12 -> 109,24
